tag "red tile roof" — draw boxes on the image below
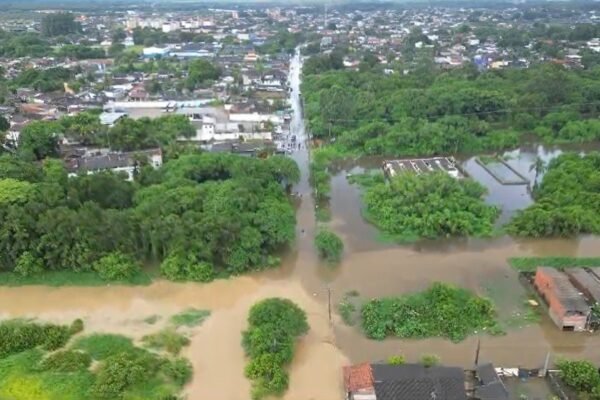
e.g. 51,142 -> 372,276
343,363 -> 374,392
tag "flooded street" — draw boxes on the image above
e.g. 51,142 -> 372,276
1,50 -> 600,398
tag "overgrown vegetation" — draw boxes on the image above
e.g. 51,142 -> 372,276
0,151 -> 299,284
359,172 -> 499,241
556,359 -> 600,398
508,257 -> 600,272
338,290 -> 361,326
508,153 -> 600,237
142,328 -> 190,355
242,298 -> 309,400
0,319 -> 192,399
170,308 -> 211,328
361,282 -> 500,342
314,229 -> 344,263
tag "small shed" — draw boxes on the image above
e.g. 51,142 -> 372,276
534,267 -> 590,331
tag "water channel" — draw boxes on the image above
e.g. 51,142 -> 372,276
0,51 -> 599,399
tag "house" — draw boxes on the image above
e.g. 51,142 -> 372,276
534,267 -> 590,331
472,363 -> 509,400
99,111 -> 128,127
344,363 -> 467,400
65,148 -> 162,181
142,46 -> 171,59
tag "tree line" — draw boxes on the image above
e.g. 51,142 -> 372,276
0,150 -> 299,282
301,60 -> 600,156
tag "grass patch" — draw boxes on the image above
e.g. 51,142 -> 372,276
72,334 -> 135,360
347,171 -> 385,187
508,257 -> 600,272
142,328 -> 190,355
169,308 -> 211,328
0,270 -> 152,287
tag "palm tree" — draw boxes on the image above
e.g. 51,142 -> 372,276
529,156 -> 546,190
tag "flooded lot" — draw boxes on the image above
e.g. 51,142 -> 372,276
1,52 -> 600,399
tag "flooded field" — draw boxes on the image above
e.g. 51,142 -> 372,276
1,52 -> 600,399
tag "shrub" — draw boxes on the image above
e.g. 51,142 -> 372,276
41,325 -> 71,350
0,320 -> 73,358
72,334 -> 135,360
69,318 -> 84,335
91,351 -> 159,399
142,328 -> 190,355
37,350 -> 91,372
161,357 -> 193,386
169,309 -> 211,328
14,252 -> 44,277
242,298 -> 308,400
314,229 -> 344,263
421,354 -> 440,367
556,359 -> 600,394
361,282 -> 498,342
160,253 -> 215,282
93,252 -> 140,281
387,355 -> 406,365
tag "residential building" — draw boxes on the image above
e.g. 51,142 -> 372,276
65,148 -> 163,181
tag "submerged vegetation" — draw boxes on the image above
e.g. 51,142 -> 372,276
359,172 -> 499,240
169,308 -> 211,328
314,229 -> 344,264
361,283 -> 500,342
0,319 -> 192,400
556,358 -> 600,398
508,153 -> 600,237
242,298 -> 309,400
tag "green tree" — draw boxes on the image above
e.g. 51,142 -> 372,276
18,121 -> 61,161
0,115 -> 9,132
556,359 -> 600,394
314,229 -> 344,263
93,252 -> 140,281
41,13 -> 79,37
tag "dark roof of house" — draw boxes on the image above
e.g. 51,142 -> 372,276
371,364 -> 467,400
475,364 -> 508,400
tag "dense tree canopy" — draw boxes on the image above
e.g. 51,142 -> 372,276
0,152 -> 299,282
360,172 -> 499,240
508,153 -> 600,237
301,62 -> 600,155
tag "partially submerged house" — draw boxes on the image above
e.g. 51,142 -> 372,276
472,363 -> 509,400
344,363 -> 468,400
534,267 -> 590,331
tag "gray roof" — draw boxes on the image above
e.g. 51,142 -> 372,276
371,363 -> 467,400
475,364 -> 508,400
538,267 -> 590,313
565,268 -> 600,303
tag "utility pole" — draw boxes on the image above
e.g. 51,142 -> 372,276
474,337 -> 481,366
327,286 -> 332,324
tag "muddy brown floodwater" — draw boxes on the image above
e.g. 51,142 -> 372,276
1,51 -> 600,400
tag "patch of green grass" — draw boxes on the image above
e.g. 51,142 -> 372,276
142,328 -> 190,355
72,334 -> 135,360
0,270 -> 152,287
169,308 -> 211,328
347,171 -> 385,187
508,257 -> 600,272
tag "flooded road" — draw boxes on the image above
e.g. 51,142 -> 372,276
1,50 -> 600,399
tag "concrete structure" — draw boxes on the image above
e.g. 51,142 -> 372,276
382,157 -> 461,179
534,267 -> 590,331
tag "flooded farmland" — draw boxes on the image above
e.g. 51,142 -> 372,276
1,52 -> 600,399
